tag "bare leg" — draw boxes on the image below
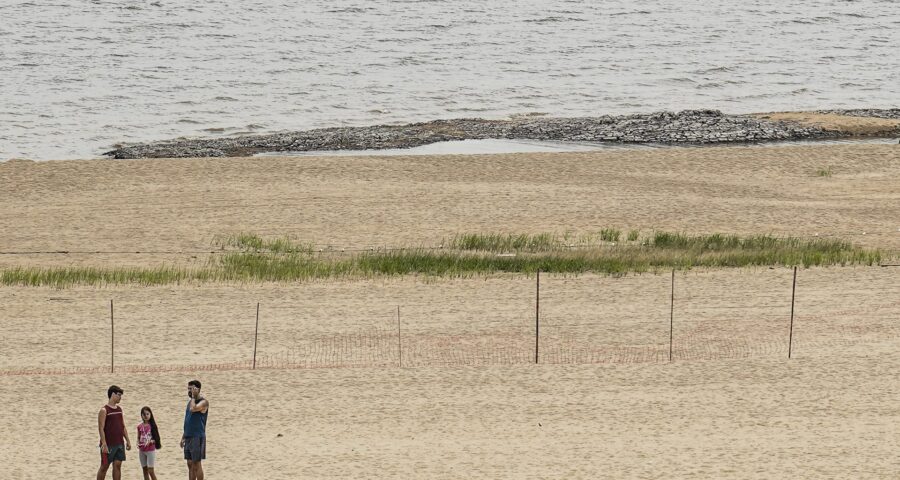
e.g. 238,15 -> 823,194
186,460 -> 194,480
195,461 -> 204,480
96,463 -> 109,480
112,460 -> 122,480
148,467 -> 158,480
143,466 -> 151,480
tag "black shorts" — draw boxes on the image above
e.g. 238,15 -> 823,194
183,436 -> 206,462
101,444 -> 126,465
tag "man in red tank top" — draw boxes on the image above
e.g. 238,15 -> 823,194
97,385 -> 131,480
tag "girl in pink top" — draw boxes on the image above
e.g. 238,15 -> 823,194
137,406 -> 162,480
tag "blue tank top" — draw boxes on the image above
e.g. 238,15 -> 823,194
183,398 -> 208,438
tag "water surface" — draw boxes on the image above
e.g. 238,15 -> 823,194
2,0 -> 898,160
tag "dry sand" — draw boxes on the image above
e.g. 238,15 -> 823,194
5,352 -> 900,478
754,112 -> 900,136
1,144 -> 900,478
1,144 -> 899,268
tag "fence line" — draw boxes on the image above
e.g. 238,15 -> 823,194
2,320 -> 897,377
2,269 -> 897,377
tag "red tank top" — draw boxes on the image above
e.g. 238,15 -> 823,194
103,405 -> 125,446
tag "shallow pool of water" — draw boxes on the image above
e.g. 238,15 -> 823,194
254,137 -> 898,157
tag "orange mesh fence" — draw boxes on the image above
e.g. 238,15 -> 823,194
1,269 -> 897,376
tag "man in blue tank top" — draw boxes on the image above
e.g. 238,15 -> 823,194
181,379 -> 209,480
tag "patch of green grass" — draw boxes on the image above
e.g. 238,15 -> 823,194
600,228 -> 621,242
0,266 -> 204,289
648,232 -> 852,253
1,232 -> 887,287
815,167 -> 833,177
213,233 -> 314,254
627,230 -> 640,242
448,233 -> 560,252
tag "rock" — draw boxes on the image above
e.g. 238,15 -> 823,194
104,109 -> 844,159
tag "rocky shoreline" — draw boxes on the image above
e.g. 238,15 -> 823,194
104,109 -> 899,159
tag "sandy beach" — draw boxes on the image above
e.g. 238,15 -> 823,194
2,144 -> 899,265
2,144 -> 900,478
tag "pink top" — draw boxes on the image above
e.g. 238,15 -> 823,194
137,423 -> 156,452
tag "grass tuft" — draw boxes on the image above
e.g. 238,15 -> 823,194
600,228 -> 621,242
449,233 -> 560,252
213,233 -> 314,254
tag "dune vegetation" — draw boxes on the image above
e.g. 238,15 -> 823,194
0,231 -> 887,288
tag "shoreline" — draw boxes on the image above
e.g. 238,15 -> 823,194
102,108 -> 900,159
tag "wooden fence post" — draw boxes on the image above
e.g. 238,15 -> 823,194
788,266 -> 798,359
110,299 -> 114,373
669,270 -> 675,362
535,270 -> 540,364
253,302 -> 260,369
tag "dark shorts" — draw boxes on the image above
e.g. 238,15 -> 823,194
101,444 -> 126,465
183,436 -> 206,462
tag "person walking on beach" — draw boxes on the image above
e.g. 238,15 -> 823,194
181,379 -> 209,480
97,385 -> 131,480
137,406 -> 162,480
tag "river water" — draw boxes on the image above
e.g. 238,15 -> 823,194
2,0 -> 898,160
